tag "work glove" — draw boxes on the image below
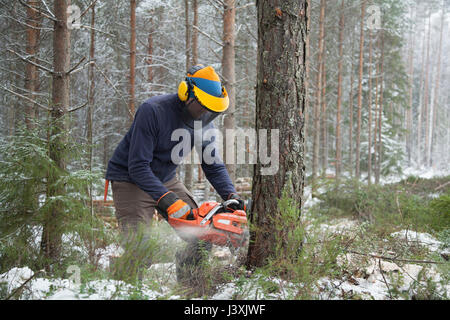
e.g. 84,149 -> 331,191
226,193 -> 246,211
157,191 -> 195,220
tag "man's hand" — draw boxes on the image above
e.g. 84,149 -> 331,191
226,193 -> 246,211
157,191 -> 195,220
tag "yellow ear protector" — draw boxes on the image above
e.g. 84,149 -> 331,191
178,65 -> 205,102
177,79 -> 190,102
177,65 -> 230,113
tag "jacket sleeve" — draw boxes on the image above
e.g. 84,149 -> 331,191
127,105 -> 169,201
198,124 -> 237,201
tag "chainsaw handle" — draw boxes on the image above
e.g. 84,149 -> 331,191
199,199 -> 239,226
222,199 -> 239,208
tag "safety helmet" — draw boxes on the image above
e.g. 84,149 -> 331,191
178,64 -> 229,128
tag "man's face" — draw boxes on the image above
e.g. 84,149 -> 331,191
186,98 -> 208,120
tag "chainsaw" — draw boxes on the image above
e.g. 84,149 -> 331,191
166,199 -> 249,249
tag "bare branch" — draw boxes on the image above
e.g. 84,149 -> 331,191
92,63 -> 133,119
67,56 -> 87,74
68,101 -> 88,113
39,0 -> 55,18
1,86 -> 51,111
193,25 -> 223,47
79,0 -> 99,19
7,49 -> 54,74
17,0 -> 57,22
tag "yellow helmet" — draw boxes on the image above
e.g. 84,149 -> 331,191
178,64 -> 229,113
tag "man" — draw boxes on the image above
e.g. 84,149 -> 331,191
105,64 -> 244,285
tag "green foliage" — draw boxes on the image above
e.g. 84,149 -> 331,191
0,121 -> 110,274
313,176 -> 450,236
258,190 -> 345,299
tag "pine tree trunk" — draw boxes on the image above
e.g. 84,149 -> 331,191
335,0 -> 345,182
192,0 -> 198,66
423,15 -> 431,167
41,0 -> 71,270
223,0 -> 236,183
129,0 -> 136,119
246,0 -> 307,269
417,15 -> 427,167
375,32 -> 385,184
191,0 -> 202,183
24,0 -> 41,129
147,15 -> 154,91
348,32 -> 356,177
406,10 -> 415,167
183,0 -> 193,190
355,0 -> 366,180
430,8 -> 444,167
312,0 -> 325,190
320,38 -> 327,174
87,4 -> 96,222
367,30 -> 373,185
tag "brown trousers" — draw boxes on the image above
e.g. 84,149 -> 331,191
111,177 -> 210,284
111,177 -> 198,234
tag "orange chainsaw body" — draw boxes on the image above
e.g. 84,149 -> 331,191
167,201 -> 248,248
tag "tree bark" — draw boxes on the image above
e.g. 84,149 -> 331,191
355,0 -> 366,179
375,32 -> 385,184
430,7 -> 444,167
41,0 -> 71,270
246,0 -> 307,269
348,31 -> 356,177
223,0 -> 236,183
423,15 -> 431,167
367,29 -> 373,185
129,0 -> 136,119
184,0 -> 193,190
406,9 -> 415,166
312,0 -> 325,190
335,0 -> 345,182
24,0 -> 42,129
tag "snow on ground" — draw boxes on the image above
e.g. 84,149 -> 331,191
2,224 -> 447,300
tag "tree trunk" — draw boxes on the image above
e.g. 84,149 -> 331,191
147,16 -> 154,92
191,0 -> 202,183
423,15 -> 431,167
355,0 -> 366,180
375,32 -> 385,184
223,0 -> 236,183
184,0 -> 193,190
406,10 -> 415,166
367,29 -> 373,185
348,31 -> 356,177
320,38 -> 327,175
41,0 -> 71,270
312,0 -> 325,190
430,7 -> 444,167
192,0 -> 199,67
24,0 -> 41,129
87,4 -> 96,222
129,0 -> 136,119
335,0 -> 345,182
246,0 -> 307,269
417,14 -> 427,167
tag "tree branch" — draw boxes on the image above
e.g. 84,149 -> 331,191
68,101 -> 88,113
193,25 -> 223,47
67,57 -> 87,75
7,49 -> 53,74
1,86 -> 51,111
18,0 -> 57,22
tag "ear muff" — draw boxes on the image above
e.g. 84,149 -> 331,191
177,80 -> 189,101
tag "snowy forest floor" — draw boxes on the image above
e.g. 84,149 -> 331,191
1,167 -> 449,300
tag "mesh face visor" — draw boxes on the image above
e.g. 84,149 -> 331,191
181,82 -> 229,128
181,98 -> 222,129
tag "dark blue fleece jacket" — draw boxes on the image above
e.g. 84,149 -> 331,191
105,94 -> 236,201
